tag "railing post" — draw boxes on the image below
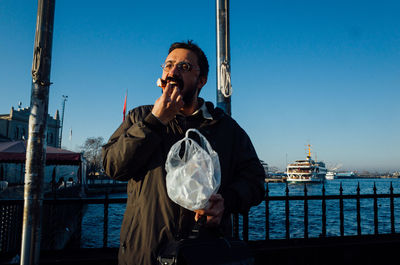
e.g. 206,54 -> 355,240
243,212 -> 249,242
233,213 -> 239,239
356,182 -> 361,236
390,182 -> 395,234
76,200 -> 84,246
1,205 -> 11,253
285,183 -> 290,239
304,184 -> 308,239
321,183 -> 326,237
373,183 -> 378,235
103,193 -> 109,248
48,199 -> 57,249
265,183 -> 270,240
339,182 -> 344,236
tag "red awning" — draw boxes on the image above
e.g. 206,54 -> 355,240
0,141 -> 81,165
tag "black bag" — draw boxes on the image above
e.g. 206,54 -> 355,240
158,217 -> 254,265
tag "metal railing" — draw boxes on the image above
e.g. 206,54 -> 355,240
236,182 -> 400,241
1,182 -> 400,252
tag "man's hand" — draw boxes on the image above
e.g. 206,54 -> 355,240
152,83 -> 184,125
194,194 -> 224,227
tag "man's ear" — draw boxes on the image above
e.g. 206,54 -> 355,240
197,76 -> 207,89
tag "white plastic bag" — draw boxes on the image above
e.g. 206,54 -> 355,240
165,128 -> 221,211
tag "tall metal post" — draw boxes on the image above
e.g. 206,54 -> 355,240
21,1 -> 56,265
216,0 -> 232,116
58,95 -> 68,148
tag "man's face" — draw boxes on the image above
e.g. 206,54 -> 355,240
161,48 -> 206,107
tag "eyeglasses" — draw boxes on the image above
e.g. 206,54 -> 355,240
161,61 -> 199,73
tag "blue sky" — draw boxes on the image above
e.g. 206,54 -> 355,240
0,0 -> 399,172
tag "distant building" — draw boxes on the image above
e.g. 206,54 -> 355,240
0,106 -> 60,147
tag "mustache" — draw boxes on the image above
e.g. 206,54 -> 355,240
165,76 -> 184,88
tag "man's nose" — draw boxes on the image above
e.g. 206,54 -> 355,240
168,64 -> 180,76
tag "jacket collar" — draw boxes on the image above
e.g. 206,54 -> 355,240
191,98 -> 213,120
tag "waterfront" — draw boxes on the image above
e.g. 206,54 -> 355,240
80,178 -> 400,248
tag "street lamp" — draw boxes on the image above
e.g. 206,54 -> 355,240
58,95 -> 68,148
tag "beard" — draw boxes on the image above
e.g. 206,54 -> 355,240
166,76 -> 199,107
181,83 -> 198,107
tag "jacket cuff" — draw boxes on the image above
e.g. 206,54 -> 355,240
143,113 -> 166,131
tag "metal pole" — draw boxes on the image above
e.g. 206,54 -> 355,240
20,1 -> 56,264
216,0 -> 232,116
58,95 -> 68,148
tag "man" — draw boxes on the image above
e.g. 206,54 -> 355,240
102,41 -> 265,265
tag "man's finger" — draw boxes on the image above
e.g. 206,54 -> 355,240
161,83 -> 173,101
176,95 -> 184,108
195,207 -> 217,217
206,216 -> 221,227
170,86 -> 181,102
194,209 -> 206,216
194,212 -> 202,221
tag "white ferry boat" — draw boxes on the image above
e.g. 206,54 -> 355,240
325,171 -> 336,180
286,145 -> 327,183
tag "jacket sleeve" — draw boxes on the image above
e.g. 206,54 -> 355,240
221,125 -> 266,214
102,106 -> 165,181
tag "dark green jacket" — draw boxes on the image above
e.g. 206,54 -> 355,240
102,101 -> 265,265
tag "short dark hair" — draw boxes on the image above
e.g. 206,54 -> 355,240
168,40 -> 209,79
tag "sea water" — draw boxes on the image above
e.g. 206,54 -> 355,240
81,178 -> 400,248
